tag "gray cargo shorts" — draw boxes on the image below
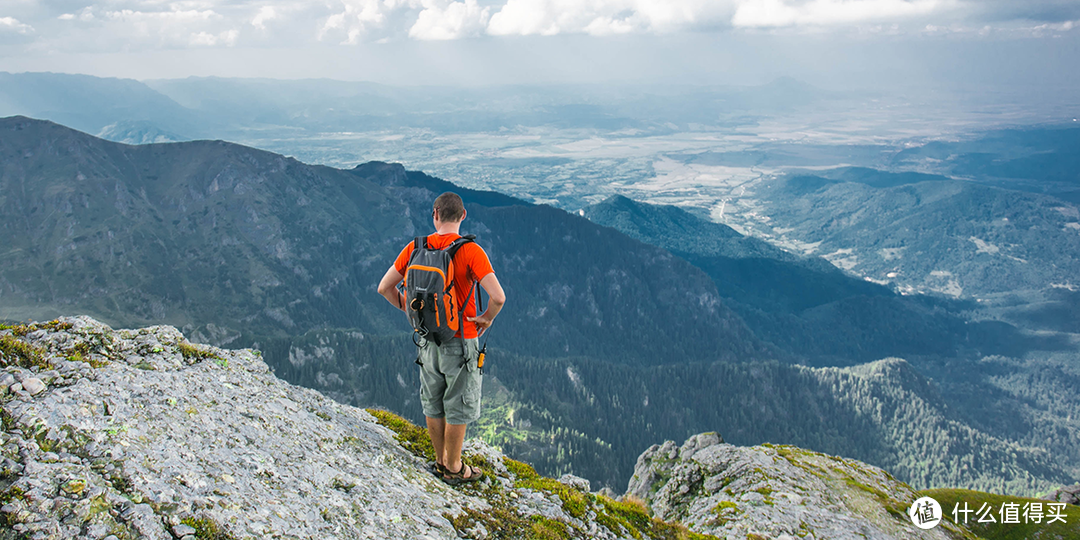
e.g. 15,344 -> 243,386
418,337 -> 482,425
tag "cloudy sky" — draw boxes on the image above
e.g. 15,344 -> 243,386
0,0 -> 1078,87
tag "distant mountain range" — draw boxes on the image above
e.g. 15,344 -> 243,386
0,72 -> 204,138
1,115 -> 1076,495
0,72 -> 839,142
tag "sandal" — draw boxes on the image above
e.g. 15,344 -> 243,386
442,463 -> 485,486
428,462 -> 447,478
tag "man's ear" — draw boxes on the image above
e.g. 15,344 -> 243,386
461,209 -> 467,221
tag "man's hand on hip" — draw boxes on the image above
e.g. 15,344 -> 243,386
466,314 -> 493,336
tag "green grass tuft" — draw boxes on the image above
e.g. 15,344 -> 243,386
530,515 -> 574,540
0,335 -> 49,370
0,486 -> 26,527
364,408 -> 436,462
177,341 -> 222,362
181,517 -> 237,540
504,457 -> 540,480
594,494 -> 717,540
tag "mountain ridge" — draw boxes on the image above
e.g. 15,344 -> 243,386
0,115 -> 766,367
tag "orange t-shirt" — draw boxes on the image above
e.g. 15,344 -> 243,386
394,233 -> 495,339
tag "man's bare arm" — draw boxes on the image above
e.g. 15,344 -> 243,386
467,273 -> 505,336
377,266 -> 406,312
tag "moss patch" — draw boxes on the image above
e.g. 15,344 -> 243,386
37,320 -> 74,332
0,335 -> 49,370
708,500 -> 741,527
0,486 -> 26,527
364,409 -> 436,462
843,477 -> 907,518
504,457 -> 539,480
181,517 -> 237,540
68,348 -> 109,368
595,494 -> 715,540
517,477 -> 588,519
530,516 -> 574,540
178,342 -> 222,362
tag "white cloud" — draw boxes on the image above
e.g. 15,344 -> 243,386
4,0 -> 1078,54
320,0 -> 407,44
190,28 -> 239,46
409,0 -> 490,40
100,8 -> 233,46
251,6 -> 278,30
486,0 -> 734,36
0,16 -> 35,34
1032,18 -> 1078,32
732,0 -> 948,28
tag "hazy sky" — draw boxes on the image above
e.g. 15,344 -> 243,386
1,0 -> 1078,89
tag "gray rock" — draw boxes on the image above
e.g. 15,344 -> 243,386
1043,483 -> 1080,505
172,523 -> 197,536
37,371 -> 58,385
558,474 -> 590,492
21,378 -> 45,395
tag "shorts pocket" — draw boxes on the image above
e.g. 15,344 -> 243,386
462,362 -> 482,407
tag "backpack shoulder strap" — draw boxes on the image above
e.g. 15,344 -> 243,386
407,236 -> 426,266
444,234 -> 476,259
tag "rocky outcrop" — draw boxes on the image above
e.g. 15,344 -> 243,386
628,433 -> 974,540
0,317 -> 475,539
1044,483 -> 1080,506
0,316 -> 722,540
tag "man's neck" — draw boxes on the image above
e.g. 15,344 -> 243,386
434,222 -> 461,235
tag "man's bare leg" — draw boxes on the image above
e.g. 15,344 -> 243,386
426,417 -> 447,467
443,422 -> 477,477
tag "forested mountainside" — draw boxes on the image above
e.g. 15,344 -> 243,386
1,116 -> 1076,496
890,127 -> 1080,202
753,167 -> 1080,298
584,195 -> 1063,365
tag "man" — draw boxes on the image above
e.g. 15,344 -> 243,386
376,192 -> 506,484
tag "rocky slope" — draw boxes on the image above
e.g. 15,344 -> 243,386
628,433 -> 974,540
0,317 -> 988,540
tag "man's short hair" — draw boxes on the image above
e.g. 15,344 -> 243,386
434,192 -> 465,222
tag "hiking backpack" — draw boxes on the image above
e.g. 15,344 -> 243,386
403,234 -> 478,346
